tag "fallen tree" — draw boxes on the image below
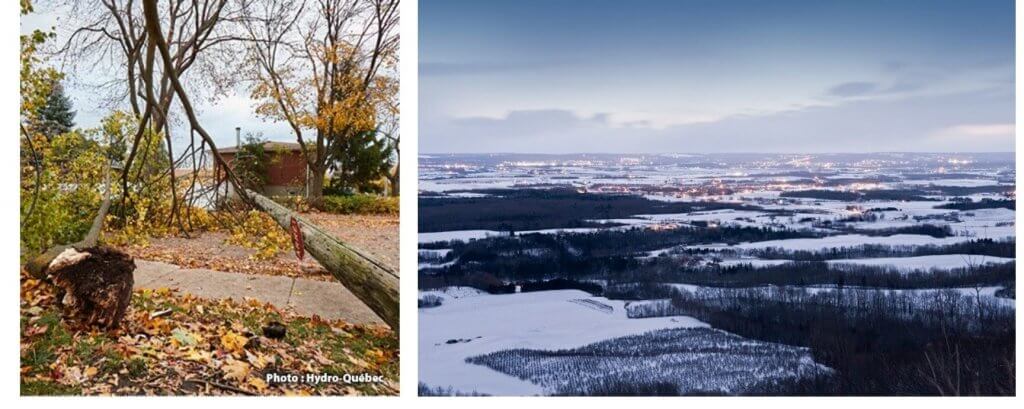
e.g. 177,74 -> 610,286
22,0 -> 398,333
248,190 -> 399,330
23,0 -> 252,328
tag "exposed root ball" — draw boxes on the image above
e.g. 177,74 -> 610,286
47,246 -> 135,329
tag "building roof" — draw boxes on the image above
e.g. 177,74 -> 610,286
217,141 -> 302,154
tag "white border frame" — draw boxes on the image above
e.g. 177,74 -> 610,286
2,0 -> 1022,406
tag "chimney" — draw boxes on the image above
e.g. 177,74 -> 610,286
235,127 -> 241,149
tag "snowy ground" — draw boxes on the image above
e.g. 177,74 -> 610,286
826,254 -> 1015,272
419,226 -> 640,244
420,286 -> 487,300
717,259 -> 794,267
419,249 -> 453,258
418,229 -> 501,244
690,234 -> 976,251
709,254 -> 1014,271
659,283 -> 1015,309
418,289 -> 708,395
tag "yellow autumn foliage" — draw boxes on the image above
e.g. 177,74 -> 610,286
220,331 -> 248,356
225,210 -> 292,260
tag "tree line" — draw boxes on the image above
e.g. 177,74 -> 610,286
626,286 -> 1015,395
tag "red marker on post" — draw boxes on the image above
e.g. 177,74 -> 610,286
289,217 -> 304,260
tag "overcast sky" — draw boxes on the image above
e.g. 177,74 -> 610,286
420,0 -> 1015,154
22,3 -> 296,149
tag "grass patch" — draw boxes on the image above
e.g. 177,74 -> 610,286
272,194 -> 398,215
322,194 -> 398,215
21,379 -> 81,396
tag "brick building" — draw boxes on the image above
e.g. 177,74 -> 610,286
216,141 -> 309,197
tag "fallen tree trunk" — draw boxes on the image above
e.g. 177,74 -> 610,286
248,191 -> 399,330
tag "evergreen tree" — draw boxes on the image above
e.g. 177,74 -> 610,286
36,82 -> 75,139
328,130 -> 394,195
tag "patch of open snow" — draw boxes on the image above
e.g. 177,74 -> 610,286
826,254 -> 1014,272
717,259 -> 793,267
901,179 -> 1001,187
445,192 -> 493,198
691,234 -> 973,251
583,218 -> 651,225
420,286 -> 487,301
419,224 -> 646,245
418,249 -> 453,258
419,260 -> 456,269
664,283 -> 1014,308
419,230 -> 503,244
641,245 -> 684,259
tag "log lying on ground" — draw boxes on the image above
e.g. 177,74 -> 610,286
248,191 -> 399,330
46,246 -> 136,329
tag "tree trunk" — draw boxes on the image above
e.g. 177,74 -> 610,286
388,163 -> 399,197
307,165 -> 326,208
248,190 -> 399,330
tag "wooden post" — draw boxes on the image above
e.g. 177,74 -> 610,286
247,190 -> 399,330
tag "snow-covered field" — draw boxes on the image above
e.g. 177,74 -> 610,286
418,289 -> 709,395
419,288 -> 838,395
418,229 -> 500,244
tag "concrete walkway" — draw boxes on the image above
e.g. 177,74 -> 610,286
133,260 -> 384,325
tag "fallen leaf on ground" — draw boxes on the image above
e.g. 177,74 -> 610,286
222,359 -> 250,382
220,331 -> 247,355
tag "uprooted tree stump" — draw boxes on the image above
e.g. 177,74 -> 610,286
39,246 -> 136,329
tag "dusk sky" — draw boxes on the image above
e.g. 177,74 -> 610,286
421,0 -> 1015,153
